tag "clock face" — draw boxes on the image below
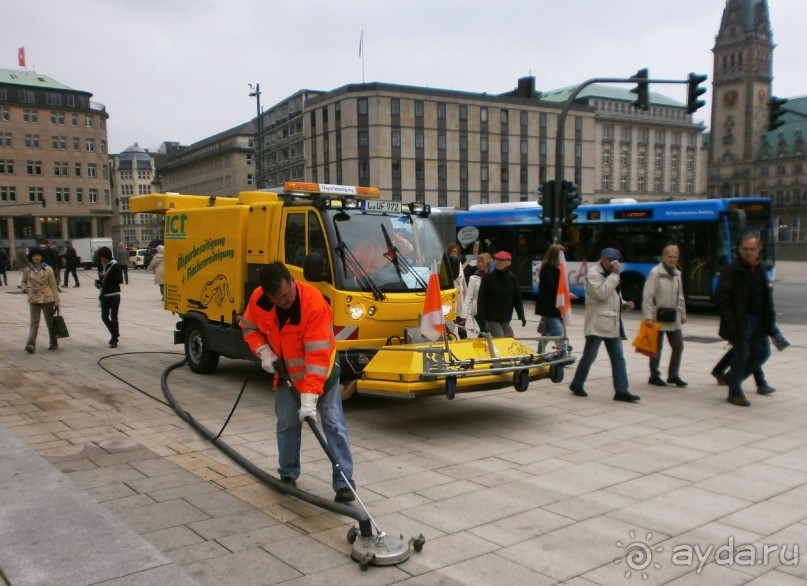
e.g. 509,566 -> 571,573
723,90 -> 738,108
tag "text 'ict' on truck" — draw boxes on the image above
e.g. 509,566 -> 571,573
129,182 -> 573,400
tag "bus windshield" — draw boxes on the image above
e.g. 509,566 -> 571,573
327,210 -> 449,293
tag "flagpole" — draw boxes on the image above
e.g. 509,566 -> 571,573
359,30 -> 365,83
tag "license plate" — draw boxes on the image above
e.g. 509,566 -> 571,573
364,199 -> 402,213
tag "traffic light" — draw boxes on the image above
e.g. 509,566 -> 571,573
538,180 -> 555,224
686,73 -> 708,114
768,96 -> 788,131
561,180 -> 581,223
630,68 -> 649,111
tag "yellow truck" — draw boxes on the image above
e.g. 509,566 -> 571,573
130,182 -> 572,399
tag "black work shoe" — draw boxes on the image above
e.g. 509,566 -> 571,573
667,376 -> 688,388
727,395 -> 751,407
280,476 -> 297,488
48,343 -> 58,350
569,384 -> 588,397
335,487 -> 356,503
109,341 -> 118,348
25,345 -> 34,354
648,376 -> 667,386
757,384 -> 776,395
711,370 -> 728,386
614,392 -> 640,403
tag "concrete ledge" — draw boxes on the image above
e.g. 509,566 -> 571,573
0,423 -> 197,586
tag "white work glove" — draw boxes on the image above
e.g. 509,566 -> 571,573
256,344 -> 277,373
299,393 -> 318,423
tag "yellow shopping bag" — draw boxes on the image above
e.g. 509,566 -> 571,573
632,320 -> 659,359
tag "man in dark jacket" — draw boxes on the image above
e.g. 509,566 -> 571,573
41,241 -> 62,291
95,246 -> 123,348
714,234 -> 776,407
476,250 -> 525,337
62,241 -> 80,287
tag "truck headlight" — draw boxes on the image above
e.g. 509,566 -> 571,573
442,300 -> 451,316
349,302 -> 366,320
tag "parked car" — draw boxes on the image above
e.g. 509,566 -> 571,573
129,248 -> 147,269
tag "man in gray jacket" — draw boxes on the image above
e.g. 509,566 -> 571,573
569,248 -> 640,402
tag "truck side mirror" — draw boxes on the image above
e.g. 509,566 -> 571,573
303,252 -> 329,282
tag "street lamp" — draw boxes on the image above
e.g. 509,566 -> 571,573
248,83 -> 263,189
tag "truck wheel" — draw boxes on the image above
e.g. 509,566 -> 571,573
184,322 -> 220,374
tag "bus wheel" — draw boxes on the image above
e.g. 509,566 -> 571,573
185,321 -> 220,374
340,380 -> 358,401
620,276 -> 644,308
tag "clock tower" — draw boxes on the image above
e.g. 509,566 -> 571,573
708,0 -> 773,197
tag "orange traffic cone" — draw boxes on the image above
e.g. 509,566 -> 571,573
420,260 -> 445,342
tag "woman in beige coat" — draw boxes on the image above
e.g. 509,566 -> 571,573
642,244 -> 687,387
21,248 -> 60,353
146,245 -> 165,300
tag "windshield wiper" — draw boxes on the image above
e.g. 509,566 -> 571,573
380,224 -> 428,289
336,241 -> 385,301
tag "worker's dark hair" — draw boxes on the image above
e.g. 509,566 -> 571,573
259,262 -> 293,295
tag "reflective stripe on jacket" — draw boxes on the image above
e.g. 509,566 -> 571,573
241,281 -> 336,395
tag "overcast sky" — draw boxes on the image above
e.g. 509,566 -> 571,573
4,0 -> 804,154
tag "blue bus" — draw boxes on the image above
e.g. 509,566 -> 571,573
455,197 -> 775,305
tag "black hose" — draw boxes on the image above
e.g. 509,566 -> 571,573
160,358 -> 373,537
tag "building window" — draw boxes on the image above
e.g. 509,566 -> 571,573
480,166 -> 489,182
86,139 -> 95,152
654,176 -> 663,191
415,132 -> 424,149
620,150 -> 630,166
459,134 -> 468,151
0,107 -> 9,121
391,130 -> 401,148
480,107 -> 488,123
638,177 -> 647,192
87,163 -> 97,177
359,159 -> 369,179
620,176 -> 629,191
84,116 -> 94,127
73,137 -> 80,151
358,130 -> 369,148
621,126 -> 631,141
638,151 -> 647,167
655,129 -> 666,144
28,186 -> 44,203
76,188 -> 83,202
45,92 -> 62,106
460,165 -> 468,181
0,133 -> 11,148
23,109 -> 38,123
654,152 -> 663,170
671,152 -> 680,170
521,139 -> 528,155
602,175 -> 612,190
50,111 -> 65,125
671,177 -> 680,192
438,163 -> 447,180
437,103 -> 446,119
501,167 -> 509,183
539,112 -> 547,129
639,128 -> 649,142
53,161 -> 68,176
501,138 -> 509,154
0,186 -> 17,201
51,136 -> 67,150
520,111 -> 528,127
89,188 -> 98,203
0,159 -> 14,174
357,98 -> 368,116
56,187 -> 70,203
414,100 -> 423,117
391,98 -> 400,116
459,105 -> 468,121
603,124 -> 613,140
501,109 -> 508,124
391,161 -> 401,179
539,140 -> 547,156
416,161 -> 424,180
481,136 -> 488,152
24,134 -> 40,149
602,149 -> 612,166
438,133 -> 446,150
26,160 -> 42,175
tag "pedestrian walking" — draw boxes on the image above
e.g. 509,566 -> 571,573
569,247 -> 640,403
240,262 -> 356,503
62,241 -> 80,287
115,242 -> 129,285
95,246 -> 123,348
41,241 -> 62,290
0,248 -> 8,285
446,243 -> 467,339
460,252 -> 492,335
642,244 -> 687,387
714,233 -> 777,407
21,248 -> 60,353
476,250 -> 526,338
535,244 -> 566,353
146,245 -> 165,300
15,245 -> 29,288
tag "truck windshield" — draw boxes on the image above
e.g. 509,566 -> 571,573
327,210 -> 449,293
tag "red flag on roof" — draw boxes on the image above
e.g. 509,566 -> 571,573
18,47 -> 26,67
419,260 -> 445,342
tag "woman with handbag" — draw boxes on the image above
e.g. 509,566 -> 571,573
21,248 -> 60,353
641,244 -> 687,387
535,244 -> 565,353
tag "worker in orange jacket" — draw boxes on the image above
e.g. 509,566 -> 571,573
241,262 -> 356,503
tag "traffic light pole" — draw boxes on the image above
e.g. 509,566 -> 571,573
552,74 -> 694,243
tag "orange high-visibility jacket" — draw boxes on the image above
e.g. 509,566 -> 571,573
241,281 -> 336,395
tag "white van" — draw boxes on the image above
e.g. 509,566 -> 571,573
129,248 -> 147,269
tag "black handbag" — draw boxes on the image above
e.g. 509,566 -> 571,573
656,307 -> 677,323
52,308 -> 69,338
